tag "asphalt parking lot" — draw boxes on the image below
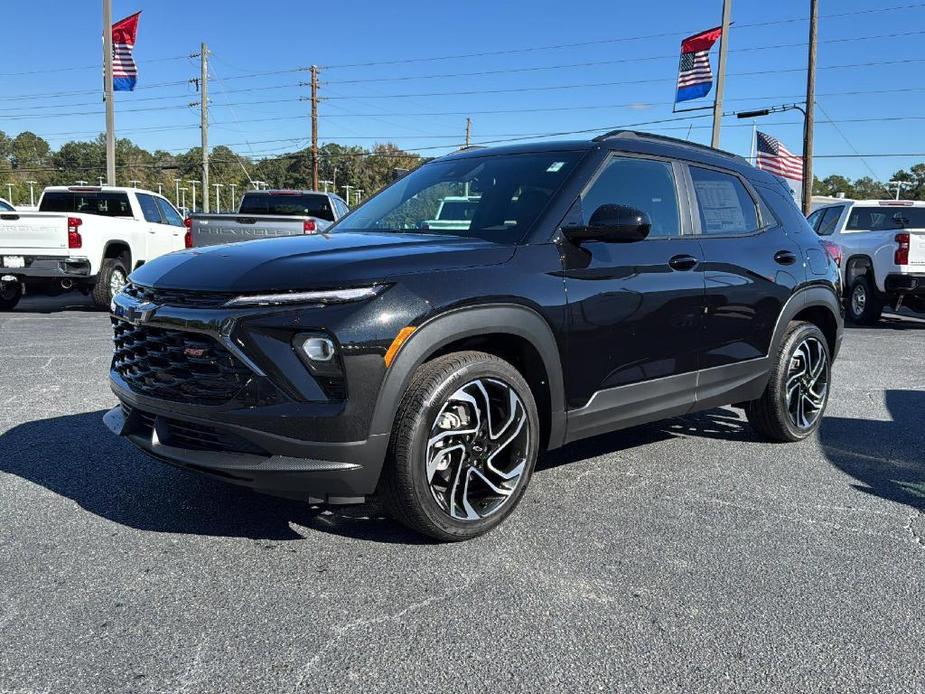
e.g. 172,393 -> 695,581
1,294 -> 924,693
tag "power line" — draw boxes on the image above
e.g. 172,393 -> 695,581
0,54 -> 192,78
320,2 -> 925,69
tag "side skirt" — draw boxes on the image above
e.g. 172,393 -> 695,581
564,358 -> 769,444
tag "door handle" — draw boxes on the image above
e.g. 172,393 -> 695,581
774,250 -> 797,266
668,254 -> 699,271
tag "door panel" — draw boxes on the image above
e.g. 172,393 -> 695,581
560,155 -> 705,410
687,166 -> 801,368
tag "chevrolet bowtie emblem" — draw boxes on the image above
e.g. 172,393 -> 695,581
125,301 -> 159,324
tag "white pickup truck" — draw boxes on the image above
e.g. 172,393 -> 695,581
808,199 -> 925,323
0,186 -> 187,310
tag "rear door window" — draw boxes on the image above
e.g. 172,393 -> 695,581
689,167 -> 760,236
40,191 -> 134,217
815,206 -> 844,236
155,197 -> 185,227
137,193 -> 163,224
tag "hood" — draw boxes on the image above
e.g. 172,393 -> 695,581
129,231 -> 515,292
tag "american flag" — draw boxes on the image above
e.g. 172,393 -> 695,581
675,27 -> 722,103
756,131 -> 804,181
111,12 -> 141,92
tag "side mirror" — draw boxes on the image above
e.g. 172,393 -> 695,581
563,204 -> 652,243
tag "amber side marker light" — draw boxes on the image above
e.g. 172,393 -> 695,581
384,326 -> 417,367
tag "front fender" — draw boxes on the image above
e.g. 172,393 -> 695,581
367,303 -> 567,449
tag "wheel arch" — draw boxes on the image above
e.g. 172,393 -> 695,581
369,303 -> 567,451
844,254 -> 874,295
770,286 -> 843,360
102,240 -> 132,269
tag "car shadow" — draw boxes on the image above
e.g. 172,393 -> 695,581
818,389 -> 925,513
13,294 -> 102,314
0,409 -> 424,544
846,311 -> 925,331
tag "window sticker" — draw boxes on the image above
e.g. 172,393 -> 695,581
694,180 -> 747,232
546,161 -> 565,173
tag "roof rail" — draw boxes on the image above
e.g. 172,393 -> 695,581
592,130 -> 747,163
455,145 -> 487,152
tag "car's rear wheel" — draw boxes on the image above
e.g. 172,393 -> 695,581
0,280 -> 23,311
847,275 -> 882,325
380,351 -> 539,541
745,321 -> 831,442
92,257 -> 128,309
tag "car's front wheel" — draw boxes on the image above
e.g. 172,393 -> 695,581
380,351 -> 539,541
745,321 -> 831,442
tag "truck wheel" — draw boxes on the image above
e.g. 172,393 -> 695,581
92,257 -> 128,309
847,275 -> 882,325
380,351 -> 539,541
0,281 -> 23,311
745,321 -> 831,442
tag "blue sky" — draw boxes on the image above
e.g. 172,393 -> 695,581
3,0 -> 924,181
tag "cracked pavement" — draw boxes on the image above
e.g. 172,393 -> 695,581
1,295 -> 924,693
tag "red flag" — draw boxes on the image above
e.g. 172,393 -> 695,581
111,12 -> 141,91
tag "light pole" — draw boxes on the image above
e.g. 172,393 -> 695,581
187,179 -> 200,212
174,178 -> 181,207
157,183 -> 163,196
26,181 -> 37,207
213,183 -> 223,212
98,176 -> 105,186
180,187 -> 188,211
342,185 -> 353,206
888,180 -> 912,200
355,189 -> 364,203
252,180 -> 268,191
229,183 -> 237,210
75,180 -> 88,186
129,179 -> 141,188
5,183 -> 12,204
319,179 -> 333,193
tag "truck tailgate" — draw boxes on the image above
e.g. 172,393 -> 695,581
191,214 -> 321,247
0,212 -> 69,256
909,230 -> 925,267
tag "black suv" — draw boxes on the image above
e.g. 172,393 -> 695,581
105,131 -> 843,541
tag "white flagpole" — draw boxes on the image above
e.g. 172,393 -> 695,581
749,123 -> 757,165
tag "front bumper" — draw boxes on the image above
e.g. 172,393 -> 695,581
104,391 -> 388,502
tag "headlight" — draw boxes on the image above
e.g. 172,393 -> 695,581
222,285 -> 383,308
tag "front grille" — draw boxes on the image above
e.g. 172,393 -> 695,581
112,319 -> 253,404
123,282 -> 236,309
123,404 -> 266,455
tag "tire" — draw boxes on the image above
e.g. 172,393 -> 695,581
745,321 -> 831,442
380,350 -> 540,542
92,257 -> 128,309
0,281 -> 23,311
847,275 -> 882,325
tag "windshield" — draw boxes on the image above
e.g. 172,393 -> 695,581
846,206 -> 925,230
335,151 -> 584,242
239,193 -> 334,221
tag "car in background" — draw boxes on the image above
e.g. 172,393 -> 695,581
188,189 -> 350,247
0,185 -> 187,310
0,197 -> 14,212
423,195 -> 480,231
808,199 -> 925,323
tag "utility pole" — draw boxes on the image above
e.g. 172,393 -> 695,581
711,0 -> 732,148
187,180 -> 200,212
229,183 -> 237,209
200,42 -> 210,213
888,180 -> 911,200
26,181 -> 37,207
465,117 -> 472,147
342,184 -> 353,206
213,183 -> 223,212
310,65 -> 319,190
801,0 -> 818,215
102,0 -> 116,185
